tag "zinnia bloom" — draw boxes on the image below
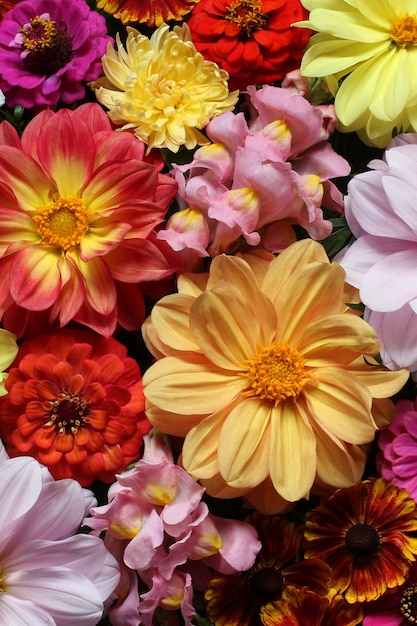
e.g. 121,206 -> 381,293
96,0 -> 201,26
0,327 -> 18,396
0,329 -> 151,486
297,0 -> 417,147
91,23 -> 238,152
205,512 -> 331,626
304,477 -> 417,603
187,0 -> 311,91
261,588 -> 363,626
0,102 -> 179,338
0,0 -> 110,109
0,444 -> 120,624
142,239 -> 408,512
377,398 -> 417,502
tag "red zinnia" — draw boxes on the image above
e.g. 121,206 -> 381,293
0,330 -> 151,486
187,0 -> 311,91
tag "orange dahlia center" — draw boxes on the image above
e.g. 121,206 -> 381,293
400,585 -> 417,624
391,13 -> 417,47
243,343 -> 307,406
224,0 -> 267,38
45,391 -> 89,435
17,14 -> 73,75
32,196 -> 89,251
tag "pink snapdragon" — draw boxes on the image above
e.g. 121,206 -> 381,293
85,431 -> 261,626
158,84 -> 349,260
0,442 -> 120,625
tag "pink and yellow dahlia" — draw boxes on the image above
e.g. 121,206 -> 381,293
142,239 -> 408,513
0,103 -> 179,338
0,329 -> 151,486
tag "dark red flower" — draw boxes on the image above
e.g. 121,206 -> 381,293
187,0 -> 311,90
0,330 -> 151,486
96,0 -> 200,26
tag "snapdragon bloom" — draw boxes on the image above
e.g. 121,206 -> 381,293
85,431 -> 261,626
0,0 -> 110,109
0,103 -> 179,338
0,329 -> 151,486
160,85 -> 350,259
0,443 -> 120,625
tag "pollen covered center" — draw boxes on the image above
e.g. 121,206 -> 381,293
33,196 -> 89,251
224,0 -> 267,39
243,342 -> 307,406
45,390 -> 89,435
400,585 -> 417,624
391,13 -> 417,47
15,14 -> 73,75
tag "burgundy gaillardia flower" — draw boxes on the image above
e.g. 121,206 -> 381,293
0,329 -> 151,486
0,0 -> 111,108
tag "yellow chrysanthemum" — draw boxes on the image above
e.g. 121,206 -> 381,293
296,0 -> 417,147
90,23 -> 238,152
142,240 -> 409,514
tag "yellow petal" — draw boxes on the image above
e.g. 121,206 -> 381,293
149,293 -> 200,354
313,422 -> 366,489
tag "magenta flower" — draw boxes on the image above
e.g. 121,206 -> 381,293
0,0 -> 110,109
377,398 -> 417,502
0,442 -> 120,624
159,84 -> 349,260
85,431 -> 261,626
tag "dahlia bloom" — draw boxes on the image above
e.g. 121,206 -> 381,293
160,85 -> 350,259
85,431 -> 261,626
304,478 -> 417,603
0,0 -> 110,109
91,23 -> 238,153
0,329 -> 151,485
0,444 -> 120,625
0,103 -> 179,338
297,0 -> 417,147
187,0 -> 311,91
142,239 -> 408,512
338,134 -> 417,371
377,398 -> 417,503
0,327 -> 18,396
205,512 -> 331,626
96,0 -> 201,26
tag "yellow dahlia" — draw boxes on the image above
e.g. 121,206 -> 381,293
90,23 -> 238,153
142,240 -> 408,513
297,0 -> 417,147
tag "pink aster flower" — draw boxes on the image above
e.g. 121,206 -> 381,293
160,84 -> 350,259
377,398 -> 417,502
0,442 -> 120,625
0,0 -> 111,109
85,431 -> 261,626
0,102 -> 179,338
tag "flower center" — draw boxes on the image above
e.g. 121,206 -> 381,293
391,13 -> 417,47
45,391 -> 89,435
32,196 -> 89,251
400,585 -> 417,624
344,523 -> 380,557
247,567 -> 284,601
224,0 -> 267,39
243,343 -> 307,406
145,74 -> 186,114
13,13 -> 73,75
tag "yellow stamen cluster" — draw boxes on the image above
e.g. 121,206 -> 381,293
33,196 -> 89,251
45,390 -> 89,435
224,0 -> 267,38
391,12 -> 417,47
400,585 -> 417,623
20,16 -> 57,51
243,343 -> 307,406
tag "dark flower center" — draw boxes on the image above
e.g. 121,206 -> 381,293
248,567 -> 284,601
224,0 -> 267,39
17,15 -> 73,76
46,391 -> 89,435
401,585 -> 417,624
344,523 -> 380,556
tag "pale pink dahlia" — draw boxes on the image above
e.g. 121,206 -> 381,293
0,0 -> 111,109
0,443 -> 120,625
0,103 -> 179,338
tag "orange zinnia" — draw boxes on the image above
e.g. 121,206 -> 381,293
142,240 -> 408,512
